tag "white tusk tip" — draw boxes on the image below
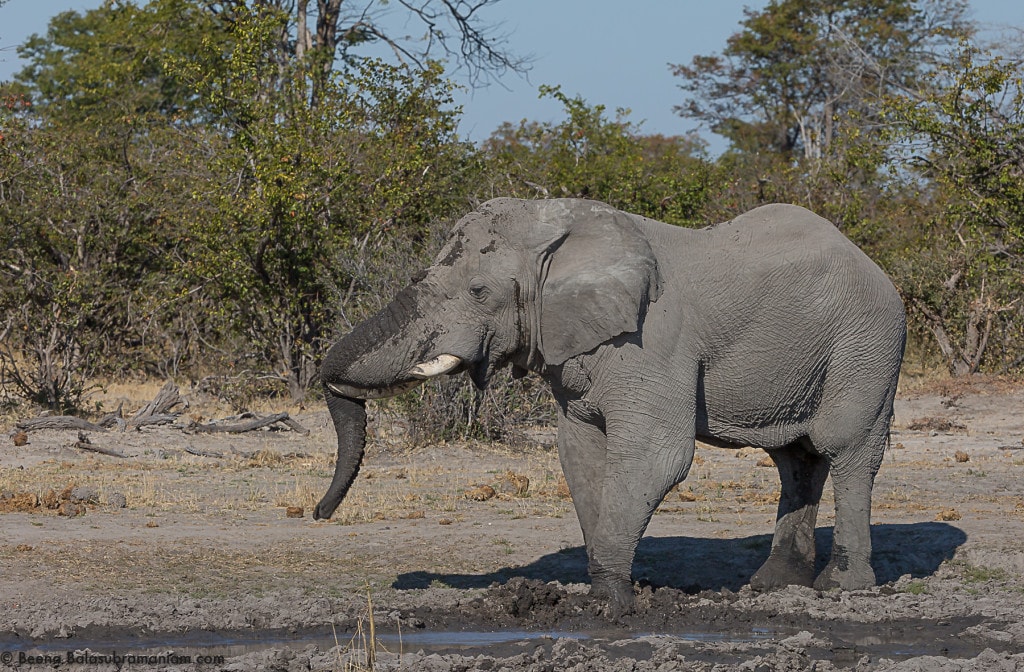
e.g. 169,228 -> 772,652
408,354 -> 462,379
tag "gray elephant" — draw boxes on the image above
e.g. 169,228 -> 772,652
314,197 -> 906,614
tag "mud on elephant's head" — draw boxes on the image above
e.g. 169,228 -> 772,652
322,197 -> 663,397
313,197 -> 662,520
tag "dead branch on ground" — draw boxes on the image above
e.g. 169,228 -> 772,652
13,381 -> 308,440
17,416 -> 109,433
128,380 -> 186,430
185,444 -> 225,458
73,432 -> 127,458
188,412 -> 309,435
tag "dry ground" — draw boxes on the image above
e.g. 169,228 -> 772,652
1,377 -> 1023,671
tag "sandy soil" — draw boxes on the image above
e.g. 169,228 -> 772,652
1,378 -> 1023,671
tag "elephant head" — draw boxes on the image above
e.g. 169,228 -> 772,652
313,198 -> 662,520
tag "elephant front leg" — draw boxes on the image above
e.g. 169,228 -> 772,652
587,422 -> 695,617
750,442 -> 828,590
556,406 -> 608,558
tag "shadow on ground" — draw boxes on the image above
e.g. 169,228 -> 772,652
394,522 -> 966,592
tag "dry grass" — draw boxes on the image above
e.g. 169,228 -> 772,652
328,588 -> 414,671
902,417 -> 969,433
273,476 -> 324,510
0,540 -> 291,596
896,372 -> 1024,399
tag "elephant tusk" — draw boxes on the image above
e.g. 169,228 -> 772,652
407,354 -> 462,380
322,354 -> 461,400
325,380 -> 423,400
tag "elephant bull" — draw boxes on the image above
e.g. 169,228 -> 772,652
314,197 -> 906,615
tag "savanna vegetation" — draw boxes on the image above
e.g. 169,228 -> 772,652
1,0 -> 1022,440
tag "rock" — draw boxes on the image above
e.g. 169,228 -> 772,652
69,486 -> 99,504
286,506 -> 304,518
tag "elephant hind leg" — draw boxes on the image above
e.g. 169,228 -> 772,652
750,440 -> 828,591
812,410 -> 890,591
813,439 -> 886,590
814,467 -> 877,591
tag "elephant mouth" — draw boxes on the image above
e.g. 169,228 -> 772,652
326,354 -> 463,400
467,329 -> 506,390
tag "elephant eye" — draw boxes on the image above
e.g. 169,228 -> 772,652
468,281 -> 491,301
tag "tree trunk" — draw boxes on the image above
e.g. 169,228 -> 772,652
311,0 -> 343,103
913,298 -> 992,377
296,0 -> 310,60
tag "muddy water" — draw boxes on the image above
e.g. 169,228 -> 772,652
1,574 -> 1021,670
2,626 -> 586,658
0,615 -> 1001,664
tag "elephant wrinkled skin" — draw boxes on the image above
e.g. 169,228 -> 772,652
315,198 -> 907,615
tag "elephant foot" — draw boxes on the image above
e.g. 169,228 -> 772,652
814,556 -> 876,591
749,552 -> 815,591
590,578 -> 635,619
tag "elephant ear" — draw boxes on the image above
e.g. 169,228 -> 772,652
532,200 -> 662,366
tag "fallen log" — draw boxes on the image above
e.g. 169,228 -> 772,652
128,380 -> 185,430
73,432 -> 127,458
185,444 -> 225,458
133,380 -> 184,417
17,416 -> 108,433
279,416 -> 311,436
97,403 -> 125,431
75,442 -> 129,458
189,412 -> 307,435
13,381 -> 308,440
130,414 -> 180,429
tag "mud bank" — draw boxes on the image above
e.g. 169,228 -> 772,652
3,576 -> 1024,670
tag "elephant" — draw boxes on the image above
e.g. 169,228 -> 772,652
314,197 -> 907,615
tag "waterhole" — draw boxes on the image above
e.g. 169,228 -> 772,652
1,625 -> 774,659
0,617 -> 1003,664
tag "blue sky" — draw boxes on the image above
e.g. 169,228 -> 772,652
2,0 -> 1022,145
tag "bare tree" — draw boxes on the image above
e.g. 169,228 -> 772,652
205,0 -> 530,92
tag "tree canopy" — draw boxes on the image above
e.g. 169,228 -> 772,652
2,0 -> 1023,430
672,0 -> 972,159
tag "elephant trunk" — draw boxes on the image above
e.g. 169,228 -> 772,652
312,392 -> 366,520
319,283 -> 435,394
314,285 -> 462,520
